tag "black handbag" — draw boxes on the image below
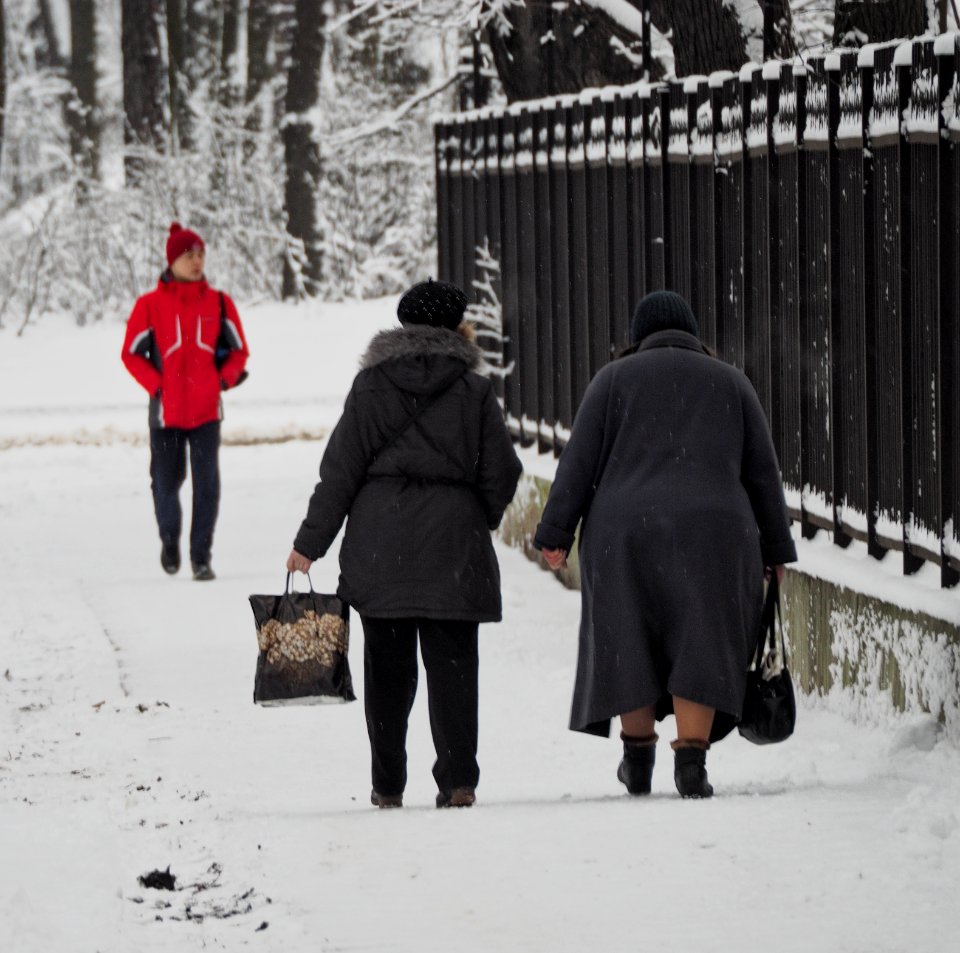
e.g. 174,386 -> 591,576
738,573 -> 797,745
249,573 -> 355,706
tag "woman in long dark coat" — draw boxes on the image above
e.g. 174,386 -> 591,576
534,291 -> 797,798
287,280 -> 522,810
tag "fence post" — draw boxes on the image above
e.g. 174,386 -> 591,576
498,108 -> 522,439
460,112 -> 478,306
900,39 -> 947,574
435,120 -> 451,282
550,97 -> 574,451
664,82 -> 689,299
798,55 -> 834,540
533,102 -> 556,453
585,91 -> 612,376
714,72 -> 745,368
626,87 -> 647,310
567,95 -> 592,411
515,104 -> 538,447
743,62 -> 773,424
771,61 -> 803,521
827,50 -> 861,550
607,91 -> 631,352
936,34 -> 960,587
688,76 -> 716,349
641,84 -> 667,290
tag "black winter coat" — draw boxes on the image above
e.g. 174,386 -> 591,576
534,330 -> 797,736
294,325 -> 522,622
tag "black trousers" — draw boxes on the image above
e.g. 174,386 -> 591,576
360,616 -> 479,797
149,421 -> 221,565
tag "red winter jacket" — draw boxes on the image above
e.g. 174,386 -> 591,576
121,275 -> 249,430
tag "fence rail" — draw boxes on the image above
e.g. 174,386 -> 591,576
435,35 -> 960,589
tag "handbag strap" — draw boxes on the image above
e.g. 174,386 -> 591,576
752,573 -> 788,669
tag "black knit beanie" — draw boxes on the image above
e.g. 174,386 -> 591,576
397,278 -> 467,330
630,290 -> 699,343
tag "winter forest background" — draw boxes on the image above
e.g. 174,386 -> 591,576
0,0 -> 958,332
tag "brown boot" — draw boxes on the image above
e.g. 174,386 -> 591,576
370,790 -> 403,809
436,786 -> 476,808
671,740 -> 713,799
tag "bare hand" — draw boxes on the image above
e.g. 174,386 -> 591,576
286,549 -> 314,574
542,548 -> 568,571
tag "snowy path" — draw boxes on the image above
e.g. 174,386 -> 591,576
1,301 -> 959,951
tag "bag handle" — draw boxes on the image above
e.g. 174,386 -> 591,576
751,572 -> 788,671
285,571 -> 315,594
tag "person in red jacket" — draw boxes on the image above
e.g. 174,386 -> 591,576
121,223 -> 249,580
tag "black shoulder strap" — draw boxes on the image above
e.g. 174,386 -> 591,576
369,370 -> 466,467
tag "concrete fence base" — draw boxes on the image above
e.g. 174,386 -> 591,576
501,473 -> 960,740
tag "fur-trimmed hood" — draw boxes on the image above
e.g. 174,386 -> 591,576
360,324 -> 481,371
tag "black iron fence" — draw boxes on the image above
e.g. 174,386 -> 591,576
435,36 -> 960,588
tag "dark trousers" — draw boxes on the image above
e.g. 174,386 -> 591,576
149,421 -> 221,565
360,616 -> 480,797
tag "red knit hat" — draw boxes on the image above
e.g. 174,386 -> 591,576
165,222 -> 204,266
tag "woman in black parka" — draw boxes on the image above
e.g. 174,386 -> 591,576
534,291 -> 797,799
287,280 -> 522,810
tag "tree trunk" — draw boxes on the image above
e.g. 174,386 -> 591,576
833,0 -> 924,45
246,0 -> 275,109
765,0 -> 798,60
122,0 -> 167,181
68,0 -> 98,181
282,0 -> 326,298
0,0 -> 5,182
647,0 -> 752,77
33,0 -> 65,69
485,2 -> 646,103
167,0 -> 188,150
219,0 -> 242,108
484,0 -> 795,100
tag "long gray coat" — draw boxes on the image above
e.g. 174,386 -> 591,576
294,325 -> 522,622
534,330 -> 797,737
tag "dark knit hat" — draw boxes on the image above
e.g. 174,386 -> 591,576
397,278 -> 467,330
166,222 -> 205,266
630,290 -> 699,343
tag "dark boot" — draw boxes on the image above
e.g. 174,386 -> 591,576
672,741 -> 713,799
370,790 -> 403,809
617,732 -> 657,795
161,542 -> 180,575
436,786 -> 476,808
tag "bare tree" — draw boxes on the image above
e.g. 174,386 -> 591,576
122,0 -> 167,180
166,0 -> 188,149
0,0 -> 5,182
282,0 -> 326,297
219,0 -> 242,108
481,0 -> 801,100
485,1 -> 646,102
246,0 -> 275,113
67,0 -> 98,180
833,0 -> 924,45
31,0 -> 65,69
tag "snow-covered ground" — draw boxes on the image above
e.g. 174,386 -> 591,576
1,298 -> 959,952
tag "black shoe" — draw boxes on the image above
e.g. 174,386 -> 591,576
674,747 -> 714,799
161,543 -> 180,575
436,786 -> 476,808
191,562 -> 216,581
617,734 -> 657,795
370,790 -> 403,809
